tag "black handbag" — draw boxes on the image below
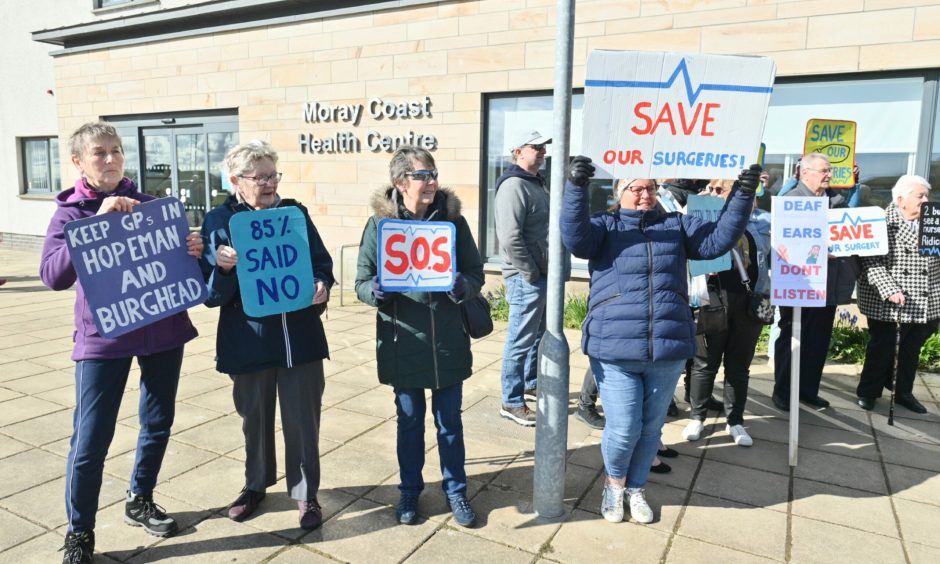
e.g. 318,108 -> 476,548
460,295 -> 494,338
696,284 -> 728,335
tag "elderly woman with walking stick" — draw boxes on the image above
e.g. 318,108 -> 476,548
856,175 -> 938,415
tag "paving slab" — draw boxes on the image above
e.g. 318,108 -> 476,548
790,515 -> 906,564
677,494 -> 787,561
551,508 -> 668,562
404,527 -> 536,564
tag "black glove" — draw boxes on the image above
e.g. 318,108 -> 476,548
566,155 -> 595,187
371,275 -> 389,302
449,272 -> 466,298
734,164 -> 763,194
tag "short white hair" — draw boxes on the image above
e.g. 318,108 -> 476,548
892,174 -> 931,200
224,139 -> 278,177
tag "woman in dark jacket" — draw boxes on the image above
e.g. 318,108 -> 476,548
200,140 -> 334,530
355,146 -> 484,528
856,174 -> 937,414
561,156 -> 759,525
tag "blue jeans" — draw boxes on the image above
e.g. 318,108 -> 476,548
66,347 -> 183,533
590,357 -> 685,488
394,383 -> 466,497
500,275 -> 547,407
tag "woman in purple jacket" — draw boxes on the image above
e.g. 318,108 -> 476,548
40,122 -> 203,564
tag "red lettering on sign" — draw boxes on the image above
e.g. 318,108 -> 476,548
383,234 -> 408,275
431,237 -> 451,272
630,101 -> 721,136
410,238 -> 430,270
829,224 -> 874,241
603,150 -> 644,165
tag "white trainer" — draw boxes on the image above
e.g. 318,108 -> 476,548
600,483 -> 625,523
682,419 -> 705,441
727,424 -> 753,447
627,487 -> 654,524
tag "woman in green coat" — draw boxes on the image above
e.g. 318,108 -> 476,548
356,146 -> 484,528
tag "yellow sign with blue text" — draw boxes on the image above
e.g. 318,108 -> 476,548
803,119 -> 856,188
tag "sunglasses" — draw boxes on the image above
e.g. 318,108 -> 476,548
525,144 -> 547,151
406,169 -> 438,182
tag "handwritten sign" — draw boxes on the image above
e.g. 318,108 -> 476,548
827,207 -> 888,257
919,202 -> 940,256
582,50 -> 776,180
230,207 -> 314,317
770,197 -> 828,307
377,219 -> 455,292
803,119 -> 856,188
64,198 -> 206,338
686,194 -> 731,276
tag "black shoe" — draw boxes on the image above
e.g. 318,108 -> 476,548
576,405 -> 606,429
895,393 -> 927,414
60,530 -> 94,564
227,488 -> 266,522
772,394 -> 790,411
657,446 -> 679,458
667,399 -> 679,417
298,499 -> 323,530
124,491 -> 178,537
649,460 -> 671,474
800,395 -> 830,409
857,397 -> 875,411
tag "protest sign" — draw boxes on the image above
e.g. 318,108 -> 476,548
919,202 -> 940,256
756,143 -> 766,197
230,207 -> 315,318
803,119 -> 856,188
377,219 -> 455,292
582,50 -> 776,180
770,196 -> 828,307
827,207 -> 888,257
686,194 -> 731,276
64,198 -> 206,338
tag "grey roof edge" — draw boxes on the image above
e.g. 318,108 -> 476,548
32,0 -> 440,56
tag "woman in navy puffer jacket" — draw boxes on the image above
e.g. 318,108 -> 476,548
560,156 -> 760,524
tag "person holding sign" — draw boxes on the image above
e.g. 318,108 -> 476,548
355,146 -> 485,528
683,179 -> 772,448
199,140 -> 334,530
856,175 -> 937,414
561,155 -> 761,524
771,153 -> 860,412
40,122 -> 203,564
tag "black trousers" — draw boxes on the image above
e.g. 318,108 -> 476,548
773,305 -> 836,401
690,291 -> 763,425
857,319 -> 939,398
579,366 -> 598,409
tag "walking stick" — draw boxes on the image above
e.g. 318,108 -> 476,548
888,310 -> 902,427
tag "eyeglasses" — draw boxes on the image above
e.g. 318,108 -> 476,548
238,172 -> 282,185
525,144 -> 547,152
803,167 -> 832,176
626,184 -> 656,195
406,169 -> 439,182
702,186 -> 726,195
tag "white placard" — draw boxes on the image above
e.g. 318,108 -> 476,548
770,196 -> 828,307
827,206 -> 889,257
582,50 -> 776,180
377,219 -> 455,292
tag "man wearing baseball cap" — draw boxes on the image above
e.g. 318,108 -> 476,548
494,130 -> 552,426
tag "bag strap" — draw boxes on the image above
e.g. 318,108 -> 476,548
730,247 -> 754,296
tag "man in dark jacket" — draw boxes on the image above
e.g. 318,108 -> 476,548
494,130 -> 552,426
772,153 -> 859,411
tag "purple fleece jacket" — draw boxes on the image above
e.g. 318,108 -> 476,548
39,177 -> 198,361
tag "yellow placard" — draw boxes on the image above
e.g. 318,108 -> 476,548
803,119 -> 857,188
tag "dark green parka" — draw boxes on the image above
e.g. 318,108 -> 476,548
355,186 -> 484,390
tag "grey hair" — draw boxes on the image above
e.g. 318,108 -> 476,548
892,174 -> 931,200
389,145 -> 436,186
801,152 -> 830,169
69,121 -> 122,158
224,139 -> 278,178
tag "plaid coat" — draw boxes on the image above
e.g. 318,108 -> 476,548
858,203 -> 940,324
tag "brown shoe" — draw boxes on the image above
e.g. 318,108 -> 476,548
227,488 -> 265,522
299,499 -> 322,530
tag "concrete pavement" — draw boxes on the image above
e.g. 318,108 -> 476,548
1,247 -> 939,563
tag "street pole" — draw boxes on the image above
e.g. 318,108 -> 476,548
533,0 -> 575,519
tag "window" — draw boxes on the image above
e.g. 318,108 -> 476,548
108,111 -> 238,228
21,137 -> 61,194
931,97 -> 940,189
762,76 -> 924,208
95,0 -> 133,8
